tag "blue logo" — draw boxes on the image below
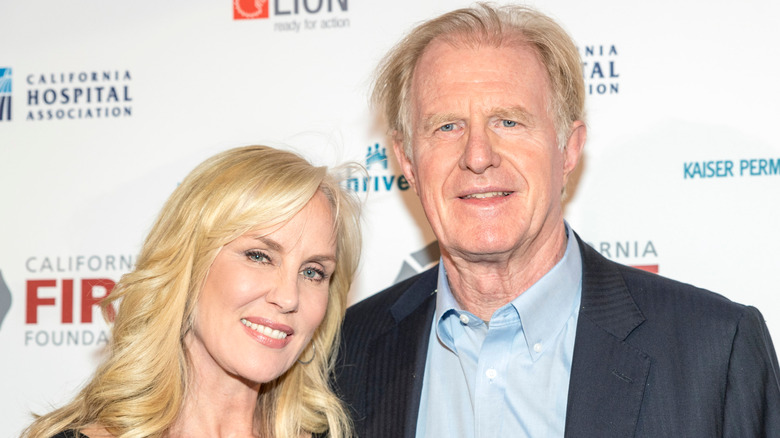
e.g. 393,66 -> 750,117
345,143 -> 410,193
24,70 -> 133,121
580,44 -> 620,95
683,158 -> 780,179
365,143 -> 388,170
0,68 -> 11,121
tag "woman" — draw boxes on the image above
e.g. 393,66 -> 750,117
22,145 -> 361,438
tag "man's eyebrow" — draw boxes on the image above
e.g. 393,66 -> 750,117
420,113 -> 460,132
492,106 -> 535,126
419,106 -> 536,132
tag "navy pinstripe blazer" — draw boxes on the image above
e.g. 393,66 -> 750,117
335,235 -> 780,437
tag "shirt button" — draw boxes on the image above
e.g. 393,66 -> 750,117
533,343 -> 543,353
459,314 -> 470,325
486,369 -> 497,379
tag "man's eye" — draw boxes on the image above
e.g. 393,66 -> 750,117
502,120 -> 518,128
439,123 -> 455,132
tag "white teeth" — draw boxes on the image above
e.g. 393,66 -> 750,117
464,191 -> 510,199
241,318 -> 288,340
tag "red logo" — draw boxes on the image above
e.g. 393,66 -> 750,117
234,0 -> 269,19
26,278 -> 116,324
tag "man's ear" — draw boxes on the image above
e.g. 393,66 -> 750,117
562,120 -> 586,185
392,135 -> 418,195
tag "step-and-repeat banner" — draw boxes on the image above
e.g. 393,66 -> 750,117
1,0 -> 778,435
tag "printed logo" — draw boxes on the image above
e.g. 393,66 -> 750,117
580,44 -> 620,96
25,69 -> 133,122
234,0 -> 270,20
365,142 -> 388,170
234,0 -> 351,31
395,239 -> 659,284
683,158 -> 780,179
0,68 -> 11,121
0,270 -> 11,329
19,254 -> 136,347
589,239 -> 659,273
345,143 -> 411,193
395,242 -> 440,283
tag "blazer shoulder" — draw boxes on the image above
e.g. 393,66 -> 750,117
580,237 -> 747,321
618,262 -> 748,320
345,266 -> 438,324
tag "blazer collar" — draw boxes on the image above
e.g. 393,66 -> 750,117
390,265 -> 439,324
576,233 -> 645,339
564,233 -> 650,438
363,266 -> 438,438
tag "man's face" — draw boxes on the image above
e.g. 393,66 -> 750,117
395,38 -> 584,263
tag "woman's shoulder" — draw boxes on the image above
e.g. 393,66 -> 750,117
50,431 -> 88,438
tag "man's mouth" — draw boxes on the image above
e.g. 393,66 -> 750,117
461,191 -> 511,199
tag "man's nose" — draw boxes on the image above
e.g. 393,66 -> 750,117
458,125 -> 501,174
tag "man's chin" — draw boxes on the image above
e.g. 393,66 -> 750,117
443,241 -> 519,264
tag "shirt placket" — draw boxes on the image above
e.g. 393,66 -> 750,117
473,312 -> 518,437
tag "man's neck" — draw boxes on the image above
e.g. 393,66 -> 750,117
441,224 -> 569,321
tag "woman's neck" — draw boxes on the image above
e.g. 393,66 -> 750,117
170,337 -> 263,437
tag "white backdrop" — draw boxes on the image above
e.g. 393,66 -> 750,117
1,0 -> 779,436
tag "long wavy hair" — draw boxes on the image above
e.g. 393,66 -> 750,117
22,145 -> 361,438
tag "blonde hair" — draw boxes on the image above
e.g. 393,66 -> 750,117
23,145 -> 360,438
372,2 -> 585,156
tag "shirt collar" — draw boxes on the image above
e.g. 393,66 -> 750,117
511,223 -> 582,359
434,222 -> 583,359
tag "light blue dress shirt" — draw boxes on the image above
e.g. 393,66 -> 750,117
416,226 -> 583,437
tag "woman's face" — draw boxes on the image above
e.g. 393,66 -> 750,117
188,191 -> 335,385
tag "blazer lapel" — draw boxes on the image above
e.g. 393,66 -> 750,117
564,237 -> 651,438
362,267 -> 438,438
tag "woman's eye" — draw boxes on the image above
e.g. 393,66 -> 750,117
301,267 -> 326,282
502,120 -> 518,128
439,123 -> 455,132
245,250 -> 269,263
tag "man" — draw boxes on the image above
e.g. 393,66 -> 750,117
336,4 -> 780,437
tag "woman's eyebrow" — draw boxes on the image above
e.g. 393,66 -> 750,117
252,236 -> 282,252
